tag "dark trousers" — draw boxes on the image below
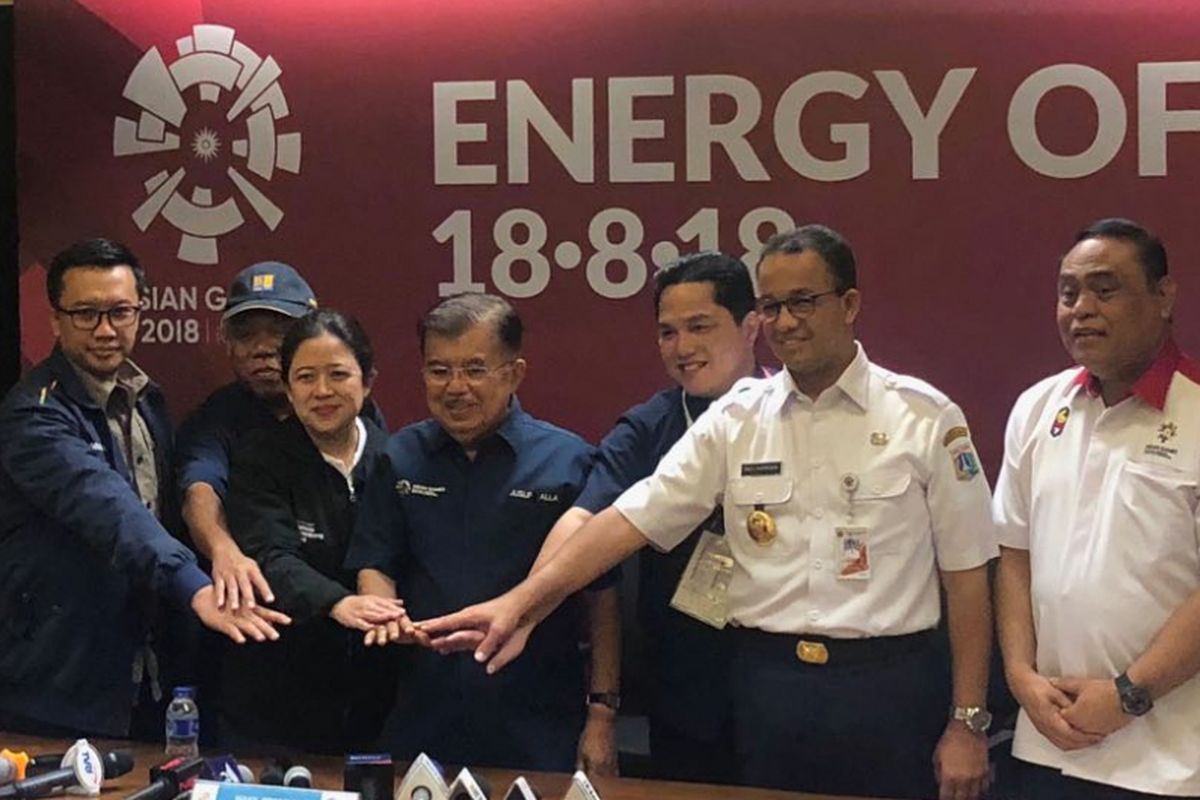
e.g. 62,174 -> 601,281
1014,760 -> 1200,800
730,628 -> 948,799
647,716 -> 738,785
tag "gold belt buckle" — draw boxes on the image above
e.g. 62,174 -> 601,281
796,640 -> 829,665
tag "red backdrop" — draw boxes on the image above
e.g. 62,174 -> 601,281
16,0 -> 1200,473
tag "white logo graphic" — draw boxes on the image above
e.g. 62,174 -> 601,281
113,24 -> 302,265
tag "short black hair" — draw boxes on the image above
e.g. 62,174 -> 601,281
417,293 -> 523,356
1073,218 -> 1168,286
757,224 -> 857,294
281,308 -> 375,379
47,238 -> 147,307
653,251 -> 756,323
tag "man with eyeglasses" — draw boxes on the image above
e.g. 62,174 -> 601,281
421,225 -> 998,800
994,219 -> 1200,799
0,238 -> 289,739
345,292 -> 613,772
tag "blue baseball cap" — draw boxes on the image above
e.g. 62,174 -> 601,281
223,261 -> 317,320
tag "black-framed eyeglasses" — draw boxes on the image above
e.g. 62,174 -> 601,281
421,361 -> 514,386
755,290 -> 842,322
54,304 -> 141,331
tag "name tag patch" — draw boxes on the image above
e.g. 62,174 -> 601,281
509,488 -> 561,503
741,461 -> 782,477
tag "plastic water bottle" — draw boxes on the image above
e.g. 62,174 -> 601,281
164,686 -> 200,757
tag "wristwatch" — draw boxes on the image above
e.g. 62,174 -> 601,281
952,705 -> 992,735
1115,672 -> 1153,716
586,692 -> 621,712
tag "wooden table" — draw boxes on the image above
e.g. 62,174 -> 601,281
0,735 -> 881,800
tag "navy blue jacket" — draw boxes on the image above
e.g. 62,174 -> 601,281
0,348 -> 209,735
177,381 -> 387,502
575,386 -> 732,738
346,401 -> 593,770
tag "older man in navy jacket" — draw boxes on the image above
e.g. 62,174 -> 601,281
0,238 -> 288,737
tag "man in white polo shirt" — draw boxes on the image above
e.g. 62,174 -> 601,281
422,225 -> 998,800
995,218 -> 1200,799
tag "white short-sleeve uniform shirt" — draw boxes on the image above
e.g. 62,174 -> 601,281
994,340 -> 1200,796
615,343 -> 998,637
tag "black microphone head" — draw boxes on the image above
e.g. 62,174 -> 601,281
103,752 -> 134,780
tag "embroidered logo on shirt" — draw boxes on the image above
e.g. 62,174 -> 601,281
1158,421 -> 1178,443
395,479 -> 446,498
950,443 -> 981,481
1050,406 -> 1070,438
297,520 -> 324,541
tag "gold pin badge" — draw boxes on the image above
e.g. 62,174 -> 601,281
746,507 -> 777,545
870,432 -> 889,446
796,640 -> 829,664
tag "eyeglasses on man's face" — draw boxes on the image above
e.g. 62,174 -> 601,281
421,360 -> 514,386
755,289 -> 842,322
55,304 -> 141,331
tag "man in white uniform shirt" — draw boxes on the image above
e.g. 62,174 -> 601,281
423,225 -> 998,800
994,218 -> 1200,799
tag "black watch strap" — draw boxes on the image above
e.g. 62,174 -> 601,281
1115,672 -> 1153,716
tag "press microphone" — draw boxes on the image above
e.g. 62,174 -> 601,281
1,751 -> 69,786
500,778 -> 538,800
0,748 -> 133,798
124,757 -> 206,800
446,770 -> 488,800
394,754 -> 447,800
201,758 -> 252,785
559,772 -> 600,800
283,767 -> 312,790
259,759 -> 291,787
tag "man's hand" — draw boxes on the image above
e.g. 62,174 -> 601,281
576,705 -> 619,777
1056,677 -> 1132,737
362,608 -> 430,648
209,542 -> 273,610
191,584 -> 290,643
330,595 -> 408,631
932,722 -> 988,800
418,592 -> 534,674
1009,667 -> 1105,751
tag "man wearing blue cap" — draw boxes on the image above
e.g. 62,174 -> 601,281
177,261 -> 321,610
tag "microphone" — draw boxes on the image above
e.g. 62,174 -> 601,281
0,751 -> 69,786
500,778 -> 538,800
124,757 -> 206,800
394,754 -> 447,800
0,749 -> 133,799
283,767 -> 311,789
446,769 -> 488,800
259,759 -> 291,787
201,758 -> 251,785
560,772 -> 600,800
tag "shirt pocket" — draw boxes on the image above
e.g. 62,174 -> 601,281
1118,461 -> 1198,531
845,469 -> 914,554
727,475 -> 794,556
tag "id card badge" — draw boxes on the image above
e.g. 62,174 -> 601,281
836,526 -> 871,580
669,529 -> 734,629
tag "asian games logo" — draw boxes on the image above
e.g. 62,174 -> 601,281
113,24 -> 302,265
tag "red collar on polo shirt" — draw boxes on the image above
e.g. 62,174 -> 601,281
1069,338 -> 1196,411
